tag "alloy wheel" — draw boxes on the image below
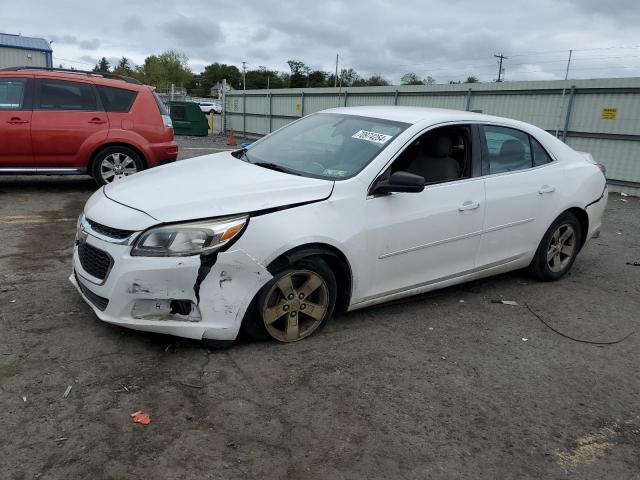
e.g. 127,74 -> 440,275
262,270 -> 329,342
547,223 -> 576,273
100,152 -> 138,183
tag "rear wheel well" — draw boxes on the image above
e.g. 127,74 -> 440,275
267,244 -> 353,312
565,207 -> 589,250
88,143 -> 147,173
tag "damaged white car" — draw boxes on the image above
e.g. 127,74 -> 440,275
71,106 -> 608,344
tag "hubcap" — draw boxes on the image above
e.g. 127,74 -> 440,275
547,223 -> 576,273
100,153 -> 138,183
262,270 -> 329,342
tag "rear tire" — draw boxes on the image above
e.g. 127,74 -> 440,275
529,211 -> 582,281
91,146 -> 144,186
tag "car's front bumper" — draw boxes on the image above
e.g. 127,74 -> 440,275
70,229 -> 272,341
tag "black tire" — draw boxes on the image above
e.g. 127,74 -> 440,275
529,211 -> 582,281
91,146 -> 144,186
242,257 -> 337,343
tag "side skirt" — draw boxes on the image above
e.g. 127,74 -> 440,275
0,167 -> 87,175
348,254 -> 528,311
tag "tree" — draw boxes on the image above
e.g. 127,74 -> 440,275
112,57 -> 133,76
307,70 -> 328,87
136,50 -> 193,91
93,57 -> 110,73
401,72 -> 423,85
287,60 -> 310,88
365,74 -> 390,86
245,66 -> 285,89
338,68 -> 360,87
464,76 -> 479,83
401,73 -> 436,85
199,62 -> 242,95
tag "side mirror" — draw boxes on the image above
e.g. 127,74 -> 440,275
371,171 -> 425,195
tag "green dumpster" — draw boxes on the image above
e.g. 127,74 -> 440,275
168,101 -> 209,136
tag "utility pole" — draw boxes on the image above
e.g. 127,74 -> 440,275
334,54 -> 339,88
242,61 -> 247,91
494,53 -> 508,82
564,49 -> 573,80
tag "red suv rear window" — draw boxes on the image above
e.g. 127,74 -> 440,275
152,90 -> 169,115
97,85 -> 137,113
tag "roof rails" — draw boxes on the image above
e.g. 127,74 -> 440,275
0,66 -> 142,85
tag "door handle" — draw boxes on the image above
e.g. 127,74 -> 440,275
458,201 -> 480,211
538,185 -> 556,194
88,118 -> 107,124
7,117 -> 28,124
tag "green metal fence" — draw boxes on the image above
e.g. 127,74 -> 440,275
223,78 -> 640,195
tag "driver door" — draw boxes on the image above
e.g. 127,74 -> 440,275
361,124 -> 486,301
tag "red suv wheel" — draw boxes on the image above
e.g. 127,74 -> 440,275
92,146 -> 144,186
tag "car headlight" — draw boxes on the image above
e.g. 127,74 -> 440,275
131,216 -> 248,257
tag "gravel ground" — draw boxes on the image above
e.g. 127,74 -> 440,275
1,138 -> 639,479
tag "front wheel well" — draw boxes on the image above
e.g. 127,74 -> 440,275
87,143 -> 147,173
267,243 -> 353,312
565,207 -> 589,250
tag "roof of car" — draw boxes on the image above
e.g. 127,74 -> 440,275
0,68 -> 146,89
322,105 -> 522,127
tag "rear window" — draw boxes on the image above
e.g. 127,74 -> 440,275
97,85 -> 137,113
152,90 -> 169,115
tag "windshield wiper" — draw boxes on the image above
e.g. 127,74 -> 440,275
252,162 -> 301,176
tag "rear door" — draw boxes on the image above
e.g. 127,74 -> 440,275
31,77 -> 109,167
0,76 -> 33,167
476,124 -> 561,268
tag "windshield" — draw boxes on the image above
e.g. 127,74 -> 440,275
242,113 -> 410,179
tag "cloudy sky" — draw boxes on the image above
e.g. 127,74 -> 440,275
3,0 -> 640,84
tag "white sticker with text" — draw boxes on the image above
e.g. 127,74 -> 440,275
351,130 -> 393,144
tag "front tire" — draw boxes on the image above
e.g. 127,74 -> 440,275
529,212 -> 582,281
91,146 -> 144,186
250,257 -> 337,343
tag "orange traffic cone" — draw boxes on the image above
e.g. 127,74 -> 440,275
227,128 -> 237,146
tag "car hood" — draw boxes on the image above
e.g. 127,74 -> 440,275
103,152 -> 334,223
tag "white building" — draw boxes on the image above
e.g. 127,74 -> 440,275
0,33 -> 52,69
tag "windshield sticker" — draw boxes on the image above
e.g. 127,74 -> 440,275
322,169 -> 349,177
352,130 -> 393,144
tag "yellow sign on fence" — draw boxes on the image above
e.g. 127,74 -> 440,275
601,107 -> 617,120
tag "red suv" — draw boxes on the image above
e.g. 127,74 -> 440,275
0,67 -> 178,185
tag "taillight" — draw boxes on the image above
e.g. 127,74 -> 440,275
162,115 -> 173,128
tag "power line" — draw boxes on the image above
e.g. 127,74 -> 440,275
53,56 -> 95,66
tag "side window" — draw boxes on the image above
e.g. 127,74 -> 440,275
170,105 -> 187,121
0,78 -> 26,110
390,125 -> 472,184
482,125 -> 531,174
97,85 -> 137,113
36,79 -> 97,111
531,137 -> 553,166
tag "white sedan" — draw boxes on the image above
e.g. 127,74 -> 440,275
70,106 -> 607,345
